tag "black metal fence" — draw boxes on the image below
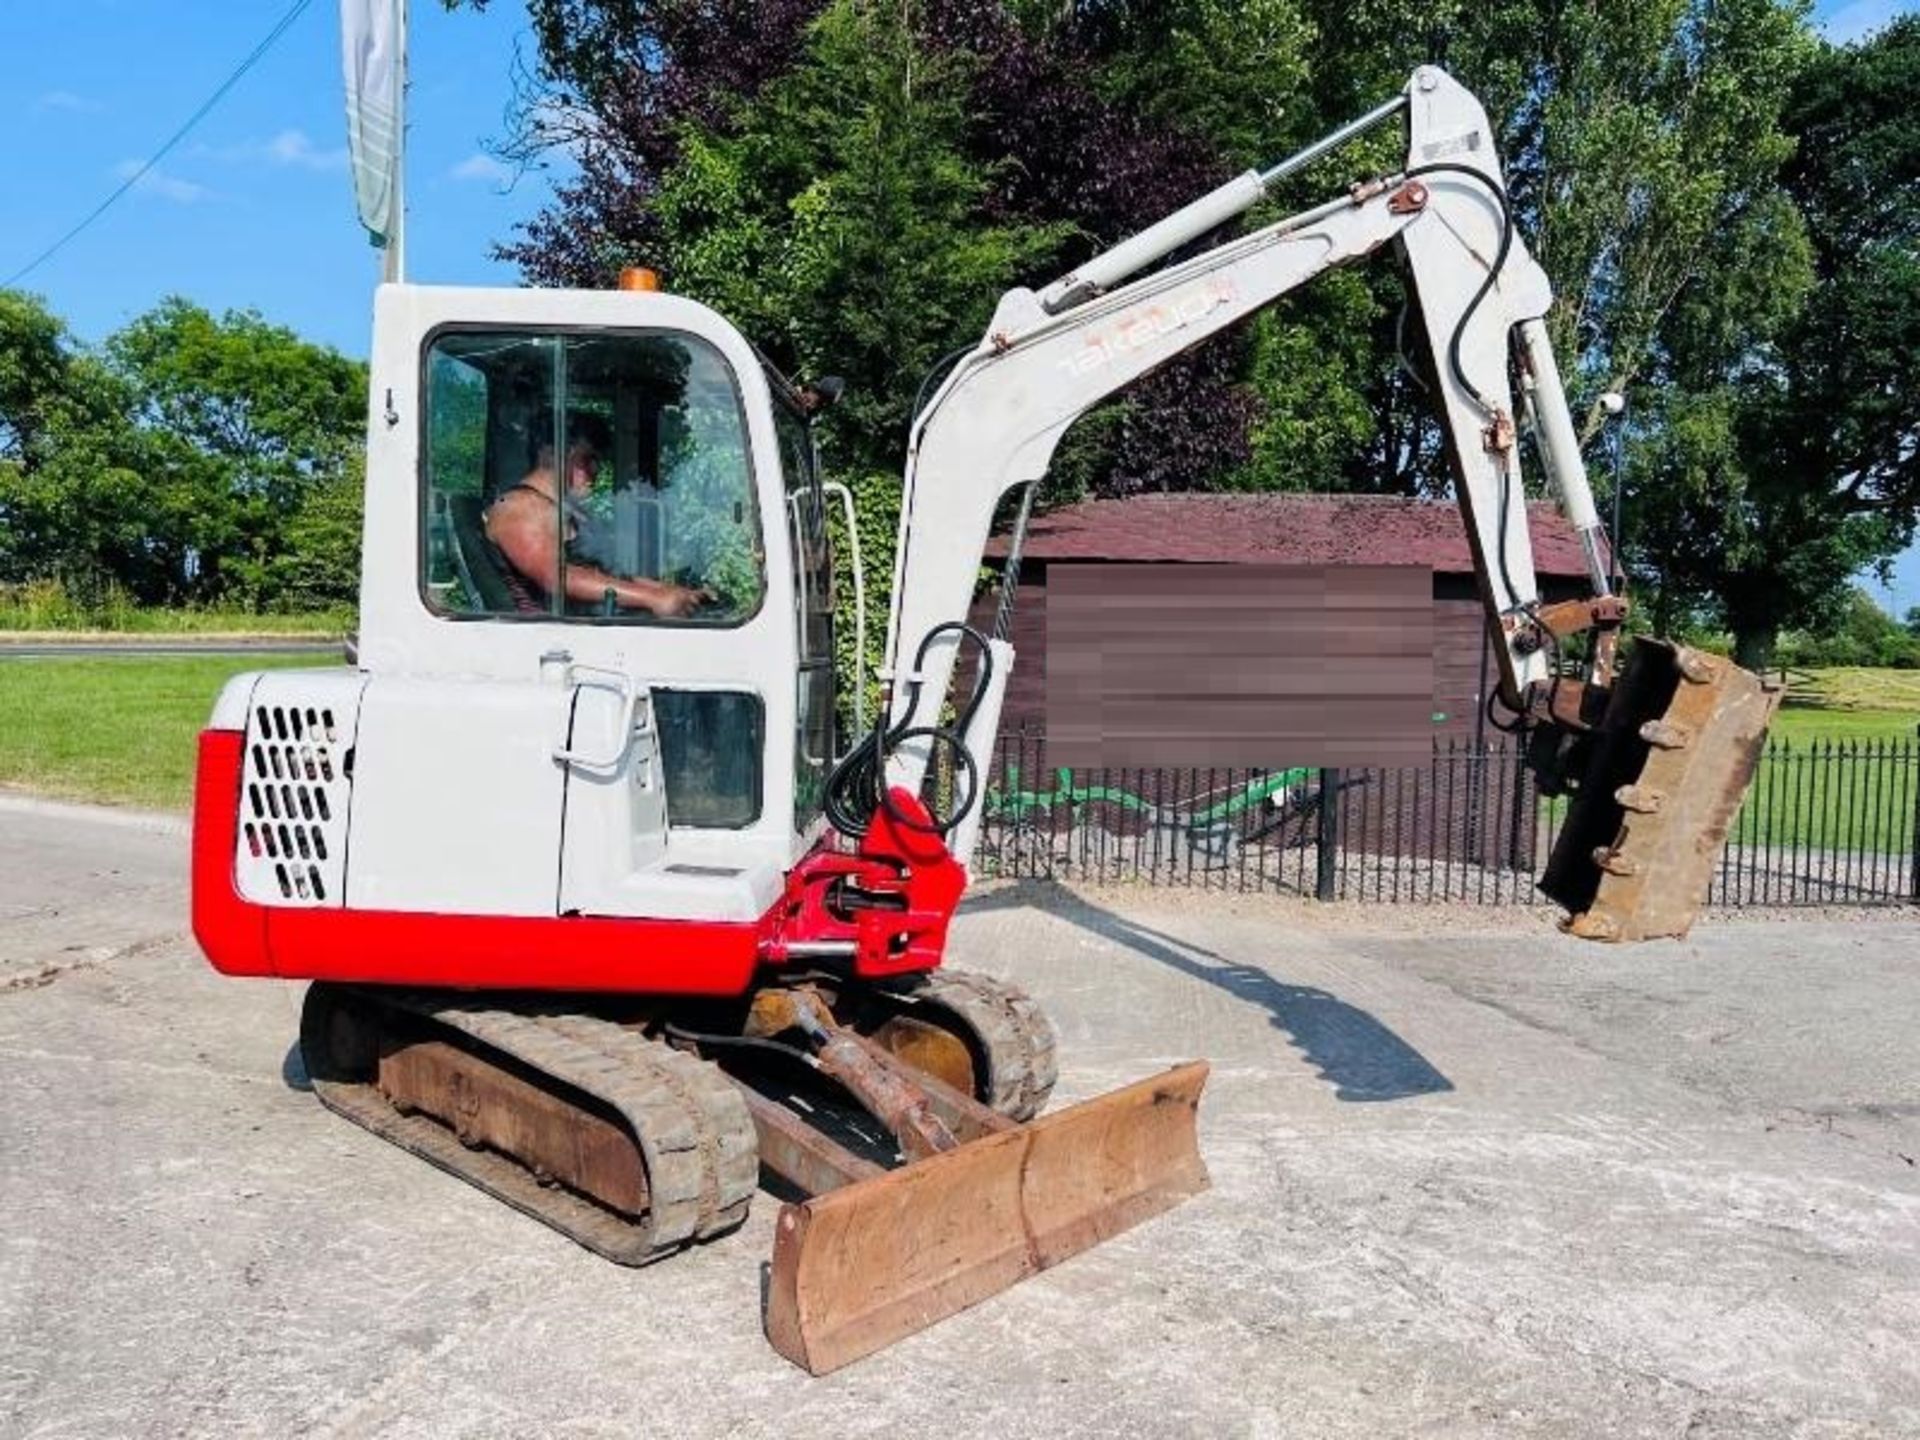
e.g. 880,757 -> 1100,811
975,725 -> 1920,907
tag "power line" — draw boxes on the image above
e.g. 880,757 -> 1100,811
3,0 -> 318,288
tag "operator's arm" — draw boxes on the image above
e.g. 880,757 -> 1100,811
562,566 -> 710,618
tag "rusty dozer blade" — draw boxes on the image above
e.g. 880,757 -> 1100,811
1542,639 -> 1781,941
764,1060 -> 1210,1375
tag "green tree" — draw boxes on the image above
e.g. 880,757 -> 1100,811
0,290 -> 157,601
0,289 -> 71,468
1079,0 -> 1314,172
2,293 -> 368,611
649,1 -> 1068,476
1632,18 -> 1920,667
1778,587 -> 1920,669
106,298 -> 369,607
638,0 -> 1069,704
1273,0 -> 1816,493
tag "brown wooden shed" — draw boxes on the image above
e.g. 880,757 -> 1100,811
972,493 -> 1591,745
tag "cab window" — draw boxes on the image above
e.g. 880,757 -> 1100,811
422,330 -> 765,623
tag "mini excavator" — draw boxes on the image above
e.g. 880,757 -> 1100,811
192,67 -> 1777,1373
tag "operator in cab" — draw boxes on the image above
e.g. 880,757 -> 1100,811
485,414 -> 712,619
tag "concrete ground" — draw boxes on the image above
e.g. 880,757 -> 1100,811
2,796 -> 1917,1438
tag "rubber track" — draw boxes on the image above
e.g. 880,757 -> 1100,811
302,985 -> 756,1266
889,969 -> 1059,1122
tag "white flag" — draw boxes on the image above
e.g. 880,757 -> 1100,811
341,0 -> 402,249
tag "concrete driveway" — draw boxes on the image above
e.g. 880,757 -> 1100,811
2,795 -> 1917,1438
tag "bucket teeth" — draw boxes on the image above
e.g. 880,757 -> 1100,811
1638,719 -> 1692,750
1613,784 -> 1663,814
1591,847 -> 1640,878
1672,647 -> 1719,685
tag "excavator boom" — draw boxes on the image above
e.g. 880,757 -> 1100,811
874,65 -> 1777,940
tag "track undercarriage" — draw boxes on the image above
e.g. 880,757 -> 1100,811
300,970 -> 1208,1374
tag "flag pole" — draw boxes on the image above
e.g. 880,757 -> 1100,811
381,0 -> 407,283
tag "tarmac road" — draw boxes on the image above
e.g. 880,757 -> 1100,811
2,794 -> 1917,1438
0,639 -> 342,659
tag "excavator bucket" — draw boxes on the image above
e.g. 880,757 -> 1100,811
764,1061 -> 1210,1374
1542,639 -> 1781,941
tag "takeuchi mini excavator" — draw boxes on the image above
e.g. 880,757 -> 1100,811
192,68 -> 1778,1372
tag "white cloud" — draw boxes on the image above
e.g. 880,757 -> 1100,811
449,151 -> 515,187
1821,0 -> 1904,43
37,90 -> 101,114
261,129 -> 349,171
114,161 -> 214,205
199,129 -> 348,171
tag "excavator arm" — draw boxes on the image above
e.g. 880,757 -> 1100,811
865,65 -> 1777,941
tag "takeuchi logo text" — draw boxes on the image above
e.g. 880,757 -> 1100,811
1058,276 -> 1238,379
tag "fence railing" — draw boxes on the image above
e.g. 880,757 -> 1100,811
974,726 -> 1920,907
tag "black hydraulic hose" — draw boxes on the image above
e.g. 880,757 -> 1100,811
911,344 -> 975,425
1403,161 -> 1515,419
1404,160 -> 1535,640
661,1022 -> 817,1067
824,621 -> 993,840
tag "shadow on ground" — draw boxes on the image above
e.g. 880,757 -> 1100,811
281,1042 -> 311,1092
966,881 -> 1451,1102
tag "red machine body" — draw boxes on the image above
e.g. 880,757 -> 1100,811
192,728 -> 965,994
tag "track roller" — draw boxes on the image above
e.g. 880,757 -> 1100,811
868,968 -> 1060,1121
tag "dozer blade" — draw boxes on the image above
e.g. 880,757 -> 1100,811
1542,639 -> 1781,941
764,1061 -> 1210,1375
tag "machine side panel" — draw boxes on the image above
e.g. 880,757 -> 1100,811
209,672 -> 263,731
345,675 -> 570,916
194,726 -> 766,992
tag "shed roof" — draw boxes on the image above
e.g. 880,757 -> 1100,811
985,493 -> 1590,578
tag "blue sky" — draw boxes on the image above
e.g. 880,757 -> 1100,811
0,0 -> 554,354
1,0 -> 1914,613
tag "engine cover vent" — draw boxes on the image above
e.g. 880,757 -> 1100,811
234,671 -> 366,908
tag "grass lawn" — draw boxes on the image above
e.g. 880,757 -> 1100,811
1786,667 -> 1920,713
0,610 -> 349,637
0,584 -> 352,636
0,654 -> 322,811
1732,694 -> 1919,854
1770,706 -> 1920,745
1721,736 -> 1917,854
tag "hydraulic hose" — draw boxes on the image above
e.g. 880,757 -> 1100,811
1404,160 -> 1534,638
824,621 -> 993,839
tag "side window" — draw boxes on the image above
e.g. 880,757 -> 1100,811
421,330 -> 766,624
655,691 -> 763,828
424,335 -> 559,615
775,397 -> 835,826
